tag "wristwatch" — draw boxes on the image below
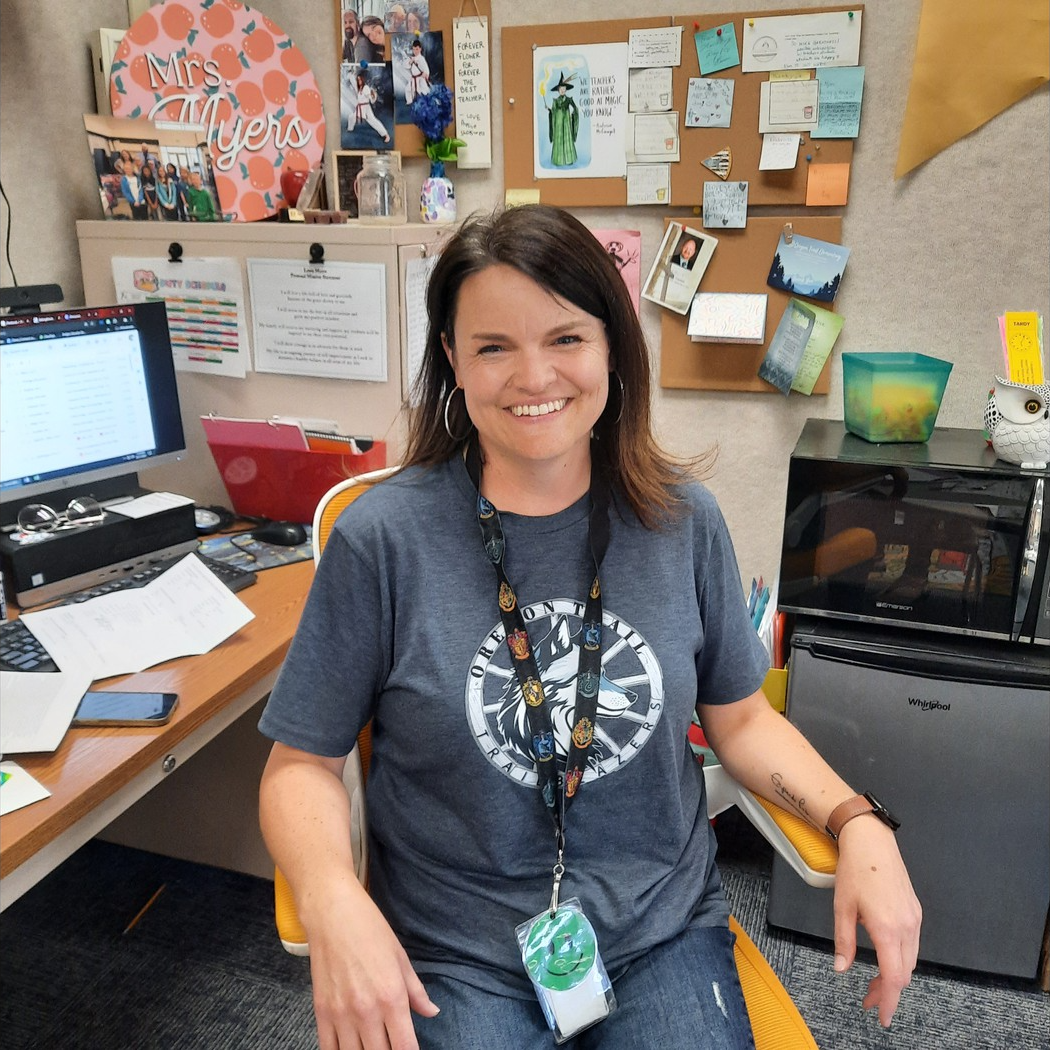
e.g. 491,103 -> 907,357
825,792 -> 901,842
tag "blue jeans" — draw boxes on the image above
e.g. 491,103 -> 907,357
415,924 -> 756,1049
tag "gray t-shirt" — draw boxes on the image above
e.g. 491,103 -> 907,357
259,457 -> 768,997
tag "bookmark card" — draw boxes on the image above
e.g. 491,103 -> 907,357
642,222 -> 717,315
814,66 -> 866,138
703,180 -> 748,229
628,112 -> 680,163
758,299 -> 817,395
685,78 -> 734,128
629,67 -> 673,112
759,79 -> 819,134
758,133 -> 800,170
806,162 -> 851,206
790,302 -> 845,394
628,26 -> 683,68
767,232 -> 850,303
689,293 -> 767,344
1001,311 -> 1046,384
694,23 -> 739,75
626,163 -> 670,205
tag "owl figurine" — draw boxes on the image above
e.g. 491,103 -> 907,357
984,376 -> 1050,468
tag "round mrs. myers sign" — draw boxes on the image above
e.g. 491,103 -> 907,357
110,0 -> 325,221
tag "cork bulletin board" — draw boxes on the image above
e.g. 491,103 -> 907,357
501,6 -> 861,208
660,214 -> 842,392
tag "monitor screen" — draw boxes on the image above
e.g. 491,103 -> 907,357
0,301 -> 186,509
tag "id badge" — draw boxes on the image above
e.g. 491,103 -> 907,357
515,898 -> 616,1044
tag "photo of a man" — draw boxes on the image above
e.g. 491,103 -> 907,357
671,235 -> 699,270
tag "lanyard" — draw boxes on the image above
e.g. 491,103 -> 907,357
465,442 -> 610,889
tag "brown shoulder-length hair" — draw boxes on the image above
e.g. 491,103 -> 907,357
401,205 -> 715,528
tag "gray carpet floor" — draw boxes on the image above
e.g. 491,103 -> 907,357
2,814 -> 1047,1049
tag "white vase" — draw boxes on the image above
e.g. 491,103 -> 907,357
420,162 -> 456,223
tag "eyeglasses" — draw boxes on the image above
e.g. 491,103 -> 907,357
17,496 -> 105,533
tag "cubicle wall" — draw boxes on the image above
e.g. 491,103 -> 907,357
76,221 -> 449,511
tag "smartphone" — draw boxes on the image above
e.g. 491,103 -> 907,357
72,690 -> 179,727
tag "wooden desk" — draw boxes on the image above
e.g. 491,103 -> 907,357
0,559 -> 312,910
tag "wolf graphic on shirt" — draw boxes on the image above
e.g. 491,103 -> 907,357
465,599 -> 665,788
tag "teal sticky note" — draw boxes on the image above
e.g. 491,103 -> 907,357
695,23 -> 739,76
814,66 -> 865,139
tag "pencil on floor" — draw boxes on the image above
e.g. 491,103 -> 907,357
123,883 -> 167,935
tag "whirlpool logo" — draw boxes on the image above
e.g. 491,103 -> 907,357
907,697 -> 951,713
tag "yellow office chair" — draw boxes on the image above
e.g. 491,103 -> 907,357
274,469 -> 835,1050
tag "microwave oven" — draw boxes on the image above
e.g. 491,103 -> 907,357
777,419 -> 1049,645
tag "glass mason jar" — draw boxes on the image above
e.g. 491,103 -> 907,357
355,153 -> 407,224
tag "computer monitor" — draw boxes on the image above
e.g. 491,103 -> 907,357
0,301 -> 186,526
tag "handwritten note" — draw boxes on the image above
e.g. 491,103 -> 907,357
629,112 -> 680,162
759,133 -> 801,170
694,22 -> 739,75
628,26 -> 683,68
759,79 -> 819,133
703,180 -> 748,229
452,18 -> 492,168
689,293 -> 767,344
685,78 -> 734,128
814,66 -> 866,139
629,67 -> 673,112
806,162 -> 851,206
742,11 -> 863,72
626,163 -> 670,205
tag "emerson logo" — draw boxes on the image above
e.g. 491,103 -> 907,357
908,697 -> 951,712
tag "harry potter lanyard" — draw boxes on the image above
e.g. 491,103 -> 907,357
466,442 -> 610,911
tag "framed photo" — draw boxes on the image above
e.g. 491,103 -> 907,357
332,149 -> 402,219
641,221 -> 717,314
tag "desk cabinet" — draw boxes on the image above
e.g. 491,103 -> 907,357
75,220 -> 447,510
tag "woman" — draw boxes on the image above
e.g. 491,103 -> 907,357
155,166 -> 178,220
259,206 -> 920,1050
350,71 -> 390,143
119,162 -> 147,220
354,15 -> 386,63
141,162 -> 158,220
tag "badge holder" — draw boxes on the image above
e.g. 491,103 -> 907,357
516,898 -> 616,1044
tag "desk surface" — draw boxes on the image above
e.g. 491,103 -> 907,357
0,559 -> 312,893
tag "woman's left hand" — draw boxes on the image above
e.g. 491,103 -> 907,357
832,817 -> 922,1027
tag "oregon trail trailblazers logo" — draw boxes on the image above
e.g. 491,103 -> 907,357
465,599 -> 664,787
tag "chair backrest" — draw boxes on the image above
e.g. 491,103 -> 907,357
312,466 -> 399,565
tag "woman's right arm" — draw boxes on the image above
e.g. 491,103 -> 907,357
260,742 -> 439,1050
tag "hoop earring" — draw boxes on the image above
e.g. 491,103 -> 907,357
611,372 -> 625,425
443,386 -> 473,442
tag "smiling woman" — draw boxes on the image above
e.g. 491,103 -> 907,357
258,205 -> 922,1050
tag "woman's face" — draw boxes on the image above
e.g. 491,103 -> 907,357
406,12 -> 421,32
444,264 -> 611,480
364,22 -> 385,45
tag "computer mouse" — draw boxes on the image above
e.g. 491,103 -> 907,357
251,520 -> 308,547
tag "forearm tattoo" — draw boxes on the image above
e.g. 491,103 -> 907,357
770,772 -> 819,827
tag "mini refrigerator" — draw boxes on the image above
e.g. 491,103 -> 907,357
767,618 -> 1049,977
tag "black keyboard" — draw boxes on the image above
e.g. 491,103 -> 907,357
0,553 -> 257,673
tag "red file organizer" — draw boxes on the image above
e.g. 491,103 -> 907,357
206,439 -> 387,524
